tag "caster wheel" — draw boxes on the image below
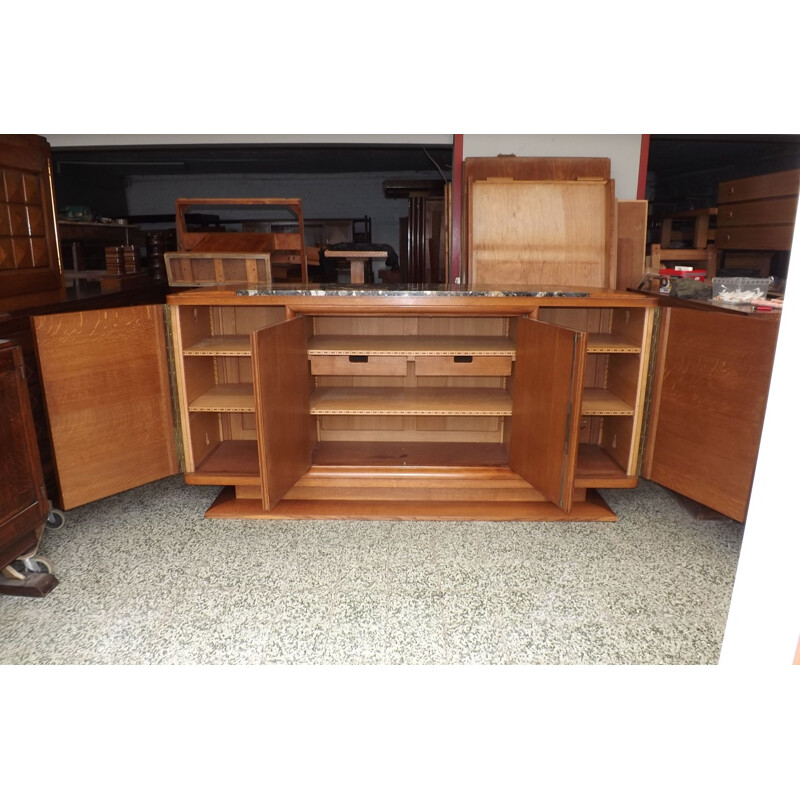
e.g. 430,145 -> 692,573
46,508 -> 66,531
12,557 -> 53,575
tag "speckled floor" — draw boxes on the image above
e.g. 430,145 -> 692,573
0,476 -> 743,665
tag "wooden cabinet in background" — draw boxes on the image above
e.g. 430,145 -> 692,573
0,135 -> 65,312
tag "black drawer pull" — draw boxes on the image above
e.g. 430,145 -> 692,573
349,355 -> 369,363
454,355 -> 473,363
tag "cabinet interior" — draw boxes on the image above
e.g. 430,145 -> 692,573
173,303 -> 652,496
538,306 -> 651,481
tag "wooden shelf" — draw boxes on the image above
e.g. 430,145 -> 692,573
586,333 -> 641,353
581,388 -> 634,416
189,383 -> 255,412
309,386 -> 512,416
307,335 -> 516,357
192,440 -> 260,480
574,443 -> 634,487
183,335 -> 251,356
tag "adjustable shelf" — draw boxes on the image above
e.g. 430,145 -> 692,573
580,388 -> 635,416
188,383 -> 255,412
309,386 -> 513,416
586,332 -> 642,353
183,335 -> 252,356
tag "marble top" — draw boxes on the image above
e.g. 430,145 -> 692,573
236,283 -> 590,298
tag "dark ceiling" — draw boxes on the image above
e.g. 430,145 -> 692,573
51,144 -> 455,177
647,134 -> 800,181
51,135 -> 800,182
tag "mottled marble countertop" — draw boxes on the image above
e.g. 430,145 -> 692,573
236,283 -> 590,298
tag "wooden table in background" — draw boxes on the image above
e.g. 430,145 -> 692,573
323,250 -> 387,284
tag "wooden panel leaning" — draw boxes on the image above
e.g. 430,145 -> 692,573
616,199 -> 648,289
462,156 -> 611,283
468,179 -> 617,288
164,252 -> 272,287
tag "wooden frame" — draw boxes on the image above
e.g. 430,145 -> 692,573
467,179 -> 617,288
165,252 -> 272,287
175,197 -> 308,283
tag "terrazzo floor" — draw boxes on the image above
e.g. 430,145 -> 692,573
0,476 -> 744,665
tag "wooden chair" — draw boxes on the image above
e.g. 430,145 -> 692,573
650,243 -> 718,278
659,207 -> 717,249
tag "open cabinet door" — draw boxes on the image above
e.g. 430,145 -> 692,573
33,305 -> 179,509
509,317 -> 586,511
252,316 -> 314,510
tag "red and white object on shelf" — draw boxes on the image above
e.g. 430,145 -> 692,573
658,266 -> 707,293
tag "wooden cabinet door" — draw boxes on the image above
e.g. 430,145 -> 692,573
0,341 -> 49,567
509,316 -> 586,511
252,316 -> 314,510
33,305 -> 179,509
642,306 -> 780,522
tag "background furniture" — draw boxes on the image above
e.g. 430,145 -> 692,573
175,197 -> 308,283
322,248 -> 386,283
165,252 -> 272,287
0,135 -> 65,312
650,243 -> 717,278
650,206 -> 719,279
659,207 -> 717,249
715,168 -> 799,277
59,220 -> 150,297
0,340 -> 58,596
615,199 -> 649,290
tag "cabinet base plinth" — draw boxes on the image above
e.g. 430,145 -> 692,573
203,487 -> 617,521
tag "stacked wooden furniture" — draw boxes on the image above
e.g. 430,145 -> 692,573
175,197 -> 309,283
32,287 -> 657,521
715,168 -> 799,275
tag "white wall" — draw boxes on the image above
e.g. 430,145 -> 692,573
462,134 -> 643,199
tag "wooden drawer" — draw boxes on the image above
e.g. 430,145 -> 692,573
415,355 -> 513,376
309,354 -> 407,376
715,225 -> 794,251
717,196 -> 798,227
718,169 -> 800,203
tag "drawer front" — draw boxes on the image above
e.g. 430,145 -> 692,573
715,224 -> 794,251
415,355 -> 513,376
718,169 -> 800,203
717,196 -> 798,227
310,354 -> 407,376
